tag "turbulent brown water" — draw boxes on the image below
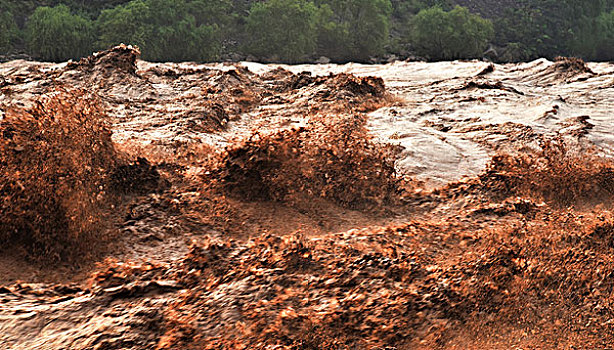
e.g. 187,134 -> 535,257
2,46 -> 614,349
2,51 -> 612,186
244,59 -> 614,186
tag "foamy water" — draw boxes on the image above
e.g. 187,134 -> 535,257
2,58 -> 612,187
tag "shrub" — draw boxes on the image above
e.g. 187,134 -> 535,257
25,5 -> 94,61
0,90 -> 119,261
245,0 -> 320,63
411,5 -> 493,60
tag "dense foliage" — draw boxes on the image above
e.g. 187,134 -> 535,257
0,11 -> 19,52
316,0 -> 392,61
1,0 -> 614,62
245,0 -> 319,62
96,0 -> 221,61
596,10 -> 614,60
25,5 -> 95,61
411,6 -> 493,60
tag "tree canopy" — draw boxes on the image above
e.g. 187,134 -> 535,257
96,0 -> 221,61
245,0 -> 320,62
411,5 -> 493,60
1,0 -> 614,62
0,11 -> 19,53
25,5 -> 94,61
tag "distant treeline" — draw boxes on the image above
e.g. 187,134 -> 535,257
1,0 -> 614,63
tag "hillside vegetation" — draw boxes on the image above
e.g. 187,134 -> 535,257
1,0 -> 614,62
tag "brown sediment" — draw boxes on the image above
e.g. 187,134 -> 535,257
517,56 -> 596,85
0,90 -> 119,261
476,62 -> 495,76
1,48 -> 614,349
214,115 -> 398,209
457,79 -> 524,95
67,43 -> 141,75
479,137 -> 614,207
552,56 -> 595,76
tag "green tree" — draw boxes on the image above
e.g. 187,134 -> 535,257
187,0 -> 235,55
561,0 -> 607,58
494,0 -> 608,60
188,0 -> 234,29
411,5 -> 493,60
595,10 -> 614,60
495,7 -> 548,61
96,0 -> 150,53
96,0 -> 221,62
245,0 -> 320,63
25,5 -> 94,61
1,11 -> 19,53
316,0 -> 392,62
